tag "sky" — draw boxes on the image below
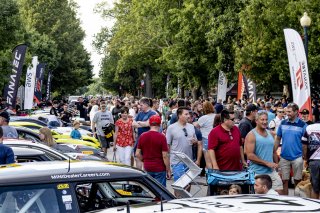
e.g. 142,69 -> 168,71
76,0 -> 115,77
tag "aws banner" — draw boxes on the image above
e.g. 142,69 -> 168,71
284,28 -> 312,119
217,71 -> 227,101
24,56 -> 38,110
4,44 -> 28,109
34,63 -> 45,104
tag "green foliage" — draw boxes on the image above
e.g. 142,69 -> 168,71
96,0 -> 320,96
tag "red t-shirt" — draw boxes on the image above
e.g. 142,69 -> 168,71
208,125 -> 242,171
137,131 -> 168,172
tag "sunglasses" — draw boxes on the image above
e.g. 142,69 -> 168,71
228,131 -> 233,140
277,111 -> 284,113
182,128 -> 188,137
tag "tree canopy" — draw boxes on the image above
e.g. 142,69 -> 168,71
96,0 -> 320,98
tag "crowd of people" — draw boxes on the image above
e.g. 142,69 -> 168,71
1,94 -> 320,199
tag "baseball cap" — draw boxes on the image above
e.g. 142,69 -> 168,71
0,111 -> 10,122
300,109 -> 309,114
149,115 -> 161,126
245,104 -> 258,112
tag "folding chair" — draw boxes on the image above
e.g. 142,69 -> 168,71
171,151 -> 202,198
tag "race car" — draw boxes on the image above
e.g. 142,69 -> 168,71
0,161 -> 175,212
103,194 -> 320,213
10,121 -> 100,149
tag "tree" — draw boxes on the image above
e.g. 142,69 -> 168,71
18,0 -> 93,96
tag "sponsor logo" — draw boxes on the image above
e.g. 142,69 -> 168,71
51,172 -> 110,179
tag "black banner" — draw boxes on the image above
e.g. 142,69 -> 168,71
4,44 -> 28,109
34,63 -> 45,104
46,70 -> 52,101
242,74 -> 257,102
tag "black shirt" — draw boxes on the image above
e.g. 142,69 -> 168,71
238,117 -> 254,139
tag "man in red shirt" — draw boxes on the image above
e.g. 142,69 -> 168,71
208,109 -> 246,171
136,115 -> 171,187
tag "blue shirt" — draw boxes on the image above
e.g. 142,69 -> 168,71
135,110 -> 156,138
70,129 -> 82,139
249,129 -> 274,174
277,117 -> 307,160
267,111 -> 275,125
0,144 -> 14,165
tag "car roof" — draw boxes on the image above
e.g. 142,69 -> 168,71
12,146 -> 45,156
3,139 -> 70,160
0,161 -> 145,186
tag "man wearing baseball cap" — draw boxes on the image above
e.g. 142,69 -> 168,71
300,109 -> 313,125
136,115 -> 171,187
0,111 -> 18,139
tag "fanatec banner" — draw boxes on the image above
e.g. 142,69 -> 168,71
4,44 -> 28,109
24,56 -> 38,110
34,63 -> 46,104
284,28 -> 312,119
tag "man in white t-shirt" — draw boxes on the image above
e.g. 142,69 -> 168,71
268,107 -> 285,133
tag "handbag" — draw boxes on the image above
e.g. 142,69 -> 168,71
102,123 -> 114,138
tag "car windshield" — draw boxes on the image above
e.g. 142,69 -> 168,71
0,184 -> 64,213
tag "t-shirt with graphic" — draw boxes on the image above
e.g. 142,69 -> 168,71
304,123 -> 320,161
92,110 -> 114,136
115,118 -> 134,147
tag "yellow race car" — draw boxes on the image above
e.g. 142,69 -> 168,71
10,121 -> 100,149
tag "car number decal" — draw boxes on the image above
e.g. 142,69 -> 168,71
116,190 -> 132,196
82,151 -> 94,155
57,183 -> 70,189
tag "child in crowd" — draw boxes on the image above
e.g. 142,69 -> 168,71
229,184 -> 242,195
70,120 -> 82,140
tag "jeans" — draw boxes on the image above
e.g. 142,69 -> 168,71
147,171 -> 166,187
116,145 -> 133,166
171,163 -> 188,182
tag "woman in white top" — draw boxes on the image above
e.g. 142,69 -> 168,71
194,101 -> 216,169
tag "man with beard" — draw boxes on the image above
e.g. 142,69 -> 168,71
274,103 -> 307,195
91,101 -> 114,158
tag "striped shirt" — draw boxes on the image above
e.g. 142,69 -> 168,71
277,117 -> 307,161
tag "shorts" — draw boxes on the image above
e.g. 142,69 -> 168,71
171,163 -> 188,182
309,160 -> 320,193
97,135 -> 110,149
268,170 -> 283,191
202,138 -> 208,151
147,171 -> 166,187
279,156 -> 303,181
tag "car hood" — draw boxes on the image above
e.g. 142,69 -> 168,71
103,195 -> 320,213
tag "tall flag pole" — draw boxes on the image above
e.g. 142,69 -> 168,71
4,44 -> 28,109
34,63 -> 46,104
24,56 -> 38,110
284,28 -> 312,120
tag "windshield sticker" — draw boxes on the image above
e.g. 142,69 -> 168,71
62,195 -> 72,203
51,172 -> 110,179
116,190 -> 132,196
65,203 -> 72,210
57,184 -> 70,189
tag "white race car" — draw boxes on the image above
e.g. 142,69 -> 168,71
103,194 -> 320,213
